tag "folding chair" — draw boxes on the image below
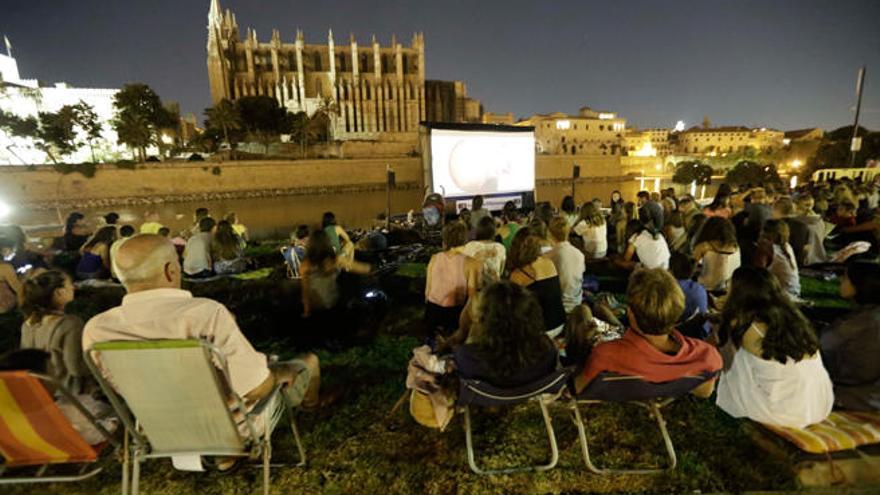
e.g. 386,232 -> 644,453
457,367 -> 571,475
569,371 -> 717,474
85,339 -> 305,495
0,370 -> 118,485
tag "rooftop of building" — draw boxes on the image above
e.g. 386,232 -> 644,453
681,125 -> 782,134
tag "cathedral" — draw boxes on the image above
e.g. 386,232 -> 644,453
206,0 -> 426,139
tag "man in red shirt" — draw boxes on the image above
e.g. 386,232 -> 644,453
574,268 -> 722,397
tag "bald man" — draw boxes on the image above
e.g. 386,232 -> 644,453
83,235 -> 322,440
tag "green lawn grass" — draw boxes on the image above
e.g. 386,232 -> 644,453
0,268 -> 849,494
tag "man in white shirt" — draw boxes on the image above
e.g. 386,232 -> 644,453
83,235 -> 322,450
183,216 -> 215,278
546,216 -> 585,313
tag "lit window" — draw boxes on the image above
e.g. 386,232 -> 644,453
556,120 -> 571,130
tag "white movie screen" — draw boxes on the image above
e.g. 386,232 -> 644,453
429,129 -> 535,197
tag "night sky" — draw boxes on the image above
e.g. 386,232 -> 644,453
3,0 -> 879,131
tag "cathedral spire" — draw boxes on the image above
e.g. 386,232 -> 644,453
208,0 -> 222,27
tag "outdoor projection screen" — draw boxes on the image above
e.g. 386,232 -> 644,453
426,126 -> 535,198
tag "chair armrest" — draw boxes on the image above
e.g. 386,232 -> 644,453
246,384 -> 283,417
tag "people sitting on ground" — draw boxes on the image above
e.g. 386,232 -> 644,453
62,212 -> 92,252
301,229 -> 371,318
469,195 -> 491,231
225,212 -> 249,243
669,253 -> 711,340
453,281 -> 558,388
546,216 -> 585,314
183,216 -> 216,279
508,229 -> 566,337
572,201 -> 608,259
75,226 -> 117,281
754,219 -> 800,298
830,200 -> 857,228
572,268 -> 722,396
561,195 -> 578,227
637,190 -> 664,233
772,197 -> 810,267
794,194 -> 828,265
1,225 -> 47,274
110,225 -> 135,280
715,266 -> 833,428
103,212 -> 119,228
458,208 -> 472,236
82,234 -> 328,456
212,220 -> 247,275
424,222 -> 480,336
322,211 -> 354,258
820,261 -> 880,411
0,255 -> 23,315
618,219 -> 670,270
19,270 -> 91,393
139,211 -> 164,235
460,216 -> 506,286
0,349 -> 117,446
692,216 -> 741,293
497,201 -> 522,252
528,218 -> 553,253
186,207 -> 211,238
703,192 -> 733,219
678,195 -> 703,232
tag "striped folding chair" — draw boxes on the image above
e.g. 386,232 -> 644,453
569,370 -> 718,474
457,367 -> 572,475
85,339 -> 305,495
0,371 -> 117,485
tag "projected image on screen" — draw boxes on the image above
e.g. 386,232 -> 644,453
430,129 -> 535,197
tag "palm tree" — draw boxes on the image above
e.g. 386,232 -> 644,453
205,99 -> 241,159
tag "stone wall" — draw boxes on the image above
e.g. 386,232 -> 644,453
0,154 -> 628,209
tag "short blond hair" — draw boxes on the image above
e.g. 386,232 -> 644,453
627,268 -> 685,335
548,216 -> 570,242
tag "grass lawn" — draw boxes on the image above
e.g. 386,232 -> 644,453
0,267 -> 855,494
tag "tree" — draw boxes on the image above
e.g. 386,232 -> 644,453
112,83 -> 175,162
805,126 -> 879,178
287,111 -> 311,158
0,108 -> 70,164
204,99 -> 242,158
725,160 -> 781,187
235,96 -> 290,155
672,161 -> 714,185
70,101 -> 103,163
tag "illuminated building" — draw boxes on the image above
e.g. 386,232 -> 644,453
624,128 -> 673,157
516,107 -> 626,155
0,47 -> 123,165
677,125 -> 784,155
206,0 -> 427,139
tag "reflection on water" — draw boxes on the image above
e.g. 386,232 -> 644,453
9,179 -> 718,240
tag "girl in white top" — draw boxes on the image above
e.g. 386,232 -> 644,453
716,267 -> 833,428
618,220 -> 669,270
692,217 -> 741,292
572,202 -> 608,259
757,220 -> 800,297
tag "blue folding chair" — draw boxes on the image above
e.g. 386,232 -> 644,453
569,370 -> 718,474
457,367 -> 572,475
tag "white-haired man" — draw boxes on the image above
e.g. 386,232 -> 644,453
83,234 -> 322,468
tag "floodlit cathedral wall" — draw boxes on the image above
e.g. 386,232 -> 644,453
0,53 -> 126,165
206,0 -> 426,140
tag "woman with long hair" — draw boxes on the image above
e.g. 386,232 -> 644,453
609,190 -> 625,215
19,270 -> 90,392
75,226 -> 117,280
618,218 -> 670,270
704,193 -> 732,219
560,195 -> 578,227
62,212 -> 92,251
692,216 -> 741,292
321,211 -> 353,258
453,281 -> 557,387
508,228 -> 566,337
716,266 -> 832,428
754,219 -> 800,297
212,220 -> 247,274
572,201 -> 607,259
424,221 -> 480,335
820,261 -> 880,411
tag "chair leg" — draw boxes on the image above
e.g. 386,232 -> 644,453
571,400 -> 677,474
262,438 -> 271,495
463,399 -> 561,475
288,407 -> 307,467
121,429 -> 130,495
131,449 -> 141,495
